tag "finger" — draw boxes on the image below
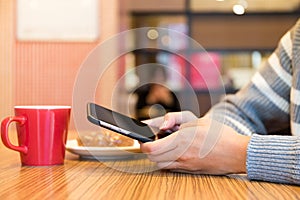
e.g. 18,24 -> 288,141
143,130 -> 195,163
147,148 -> 180,163
156,161 -> 180,169
179,117 -> 210,129
140,131 -> 179,155
170,169 -> 203,175
159,112 -> 185,130
160,111 -> 197,130
142,116 -> 165,128
157,163 -> 203,174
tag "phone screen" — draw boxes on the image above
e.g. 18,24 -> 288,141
87,103 -> 156,142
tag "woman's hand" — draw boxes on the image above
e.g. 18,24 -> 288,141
143,111 -> 198,132
140,117 -> 250,175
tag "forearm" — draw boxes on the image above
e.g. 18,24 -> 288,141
207,28 -> 293,136
206,95 -> 266,136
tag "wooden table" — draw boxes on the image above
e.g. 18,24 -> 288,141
0,136 -> 299,199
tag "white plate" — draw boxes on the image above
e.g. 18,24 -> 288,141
66,139 -> 144,160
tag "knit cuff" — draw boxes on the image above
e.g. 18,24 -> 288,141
247,134 -> 300,185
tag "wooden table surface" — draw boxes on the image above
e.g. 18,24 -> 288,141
0,133 -> 300,200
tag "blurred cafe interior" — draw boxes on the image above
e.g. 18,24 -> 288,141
0,0 -> 299,129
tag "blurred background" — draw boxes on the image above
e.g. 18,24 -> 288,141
0,0 -> 299,129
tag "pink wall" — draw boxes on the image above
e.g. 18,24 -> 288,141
14,42 -> 96,106
0,0 -> 120,129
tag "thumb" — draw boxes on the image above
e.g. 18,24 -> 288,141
160,111 -> 197,130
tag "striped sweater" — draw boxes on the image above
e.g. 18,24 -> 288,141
210,19 -> 300,185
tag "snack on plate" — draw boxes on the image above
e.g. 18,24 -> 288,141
77,129 -> 134,147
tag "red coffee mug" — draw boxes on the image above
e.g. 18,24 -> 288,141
1,105 -> 71,166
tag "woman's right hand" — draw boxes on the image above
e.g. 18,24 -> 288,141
143,111 -> 198,132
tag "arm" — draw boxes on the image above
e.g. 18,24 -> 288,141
141,20 -> 300,185
208,20 -> 300,184
208,47 -> 291,136
208,23 -> 296,136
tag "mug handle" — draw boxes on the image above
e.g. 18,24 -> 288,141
1,116 -> 28,154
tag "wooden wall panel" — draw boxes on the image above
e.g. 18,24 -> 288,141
191,14 -> 299,50
126,0 -> 184,11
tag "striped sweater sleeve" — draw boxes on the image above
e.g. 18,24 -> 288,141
247,134 -> 300,184
209,29 -> 292,136
208,19 -> 300,184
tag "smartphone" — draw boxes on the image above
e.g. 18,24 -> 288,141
87,102 -> 156,143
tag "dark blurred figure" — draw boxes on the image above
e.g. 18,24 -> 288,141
134,66 -> 181,120
135,83 -> 181,120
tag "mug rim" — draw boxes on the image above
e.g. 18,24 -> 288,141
14,105 -> 71,109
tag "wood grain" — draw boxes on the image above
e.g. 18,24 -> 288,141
0,143 -> 300,200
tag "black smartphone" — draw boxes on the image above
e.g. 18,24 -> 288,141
87,102 -> 156,143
